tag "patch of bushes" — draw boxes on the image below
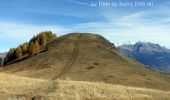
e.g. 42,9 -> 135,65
4,31 -> 57,65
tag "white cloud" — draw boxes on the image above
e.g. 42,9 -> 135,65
0,21 -> 72,39
0,21 -> 73,52
68,5 -> 170,48
1,2 -> 170,52
67,0 -> 91,7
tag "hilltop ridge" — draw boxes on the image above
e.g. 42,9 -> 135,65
1,33 -> 170,91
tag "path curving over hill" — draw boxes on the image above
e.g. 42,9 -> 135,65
52,34 -> 82,80
1,33 -> 170,91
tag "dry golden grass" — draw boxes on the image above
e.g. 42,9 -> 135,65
0,73 -> 169,100
0,73 -> 57,99
3,33 -> 170,91
1,33 -> 170,99
49,80 -> 170,100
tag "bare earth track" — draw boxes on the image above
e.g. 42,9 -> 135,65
52,34 -> 82,80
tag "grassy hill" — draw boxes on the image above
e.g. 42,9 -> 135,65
1,33 -> 170,91
0,73 -> 169,100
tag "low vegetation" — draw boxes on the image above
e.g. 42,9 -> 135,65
0,73 -> 57,99
0,73 -> 169,100
2,33 -> 170,91
4,31 -> 56,65
50,80 -> 170,100
1,33 -> 170,99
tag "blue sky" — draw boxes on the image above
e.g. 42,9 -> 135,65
0,0 -> 170,52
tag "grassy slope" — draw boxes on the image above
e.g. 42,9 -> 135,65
0,73 -> 170,100
0,73 -> 56,99
1,33 -> 170,91
51,80 -> 170,100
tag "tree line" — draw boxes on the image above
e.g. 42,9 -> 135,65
4,31 -> 56,65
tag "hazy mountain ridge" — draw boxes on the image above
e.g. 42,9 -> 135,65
118,41 -> 170,72
0,52 -> 6,66
0,52 -> 6,58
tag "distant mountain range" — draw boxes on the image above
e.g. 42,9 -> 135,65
0,52 -> 6,66
118,41 -> 170,73
0,52 -> 6,59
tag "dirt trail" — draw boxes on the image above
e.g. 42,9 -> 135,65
52,34 -> 82,80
